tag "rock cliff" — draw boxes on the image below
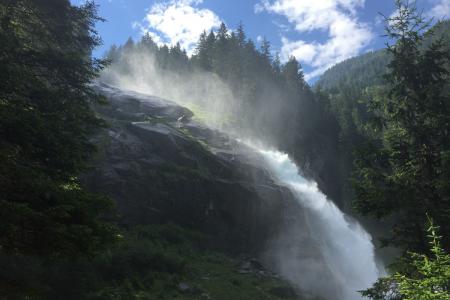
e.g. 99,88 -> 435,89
83,83 -> 309,256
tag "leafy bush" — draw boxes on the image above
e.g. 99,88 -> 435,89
361,216 -> 450,300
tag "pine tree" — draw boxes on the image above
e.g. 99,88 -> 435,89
260,37 -> 271,61
361,217 -> 450,299
272,52 -> 282,75
0,0 -> 116,258
282,56 -> 307,92
193,30 -> 215,70
123,36 -> 135,52
168,42 -> 189,70
217,22 -> 229,41
237,21 -> 246,47
140,32 -> 158,53
105,44 -> 120,62
353,0 -> 450,252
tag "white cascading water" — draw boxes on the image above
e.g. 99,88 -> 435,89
255,147 -> 384,300
104,57 -> 385,297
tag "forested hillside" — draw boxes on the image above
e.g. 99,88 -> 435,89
317,50 -> 389,92
315,19 -> 450,209
317,20 -> 450,91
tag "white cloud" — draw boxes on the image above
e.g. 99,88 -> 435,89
134,0 -> 221,55
256,0 -> 373,80
427,0 -> 450,19
280,38 -> 316,62
272,20 -> 291,32
254,2 -> 265,13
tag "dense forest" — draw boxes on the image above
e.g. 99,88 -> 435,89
1,0 -> 449,299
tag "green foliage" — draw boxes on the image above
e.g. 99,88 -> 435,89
90,224 -> 297,300
317,50 -> 390,92
0,0 -> 116,256
352,0 -> 450,251
360,277 -> 402,300
0,0 -> 117,297
395,220 -> 450,299
317,18 -> 450,208
361,217 -> 450,300
0,224 -> 296,300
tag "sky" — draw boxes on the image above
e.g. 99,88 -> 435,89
71,0 -> 450,81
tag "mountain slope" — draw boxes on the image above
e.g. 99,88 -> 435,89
312,19 -> 450,213
316,49 -> 389,92
317,20 -> 450,92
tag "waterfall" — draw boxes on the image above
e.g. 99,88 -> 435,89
101,79 -> 385,299
255,147 -> 384,300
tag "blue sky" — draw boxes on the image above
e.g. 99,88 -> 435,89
72,0 -> 450,80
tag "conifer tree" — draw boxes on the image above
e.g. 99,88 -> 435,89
0,0 -> 116,258
217,22 -> 229,41
353,0 -> 450,252
140,32 -> 158,53
260,37 -> 272,61
237,22 -> 246,47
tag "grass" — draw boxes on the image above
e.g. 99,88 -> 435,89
88,224 -> 298,300
187,253 -> 297,300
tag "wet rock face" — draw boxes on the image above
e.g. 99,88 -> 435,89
93,82 -> 193,122
83,83 -> 306,254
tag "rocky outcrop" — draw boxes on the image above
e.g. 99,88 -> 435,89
83,83 -> 309,256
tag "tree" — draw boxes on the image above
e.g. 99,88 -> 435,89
217,22 -> 229,41
105,44 -> 120,62
272,52 -> 281,74
260,36 -> 272,61
193,30 -> 215,70
361,217 -> 450,300
123,36 -> 135,51
236,21 -> 246,47
0,0 -> 116,259
352,0 -> 450,252
168,42 -> 189,70
282,56 -> 307,93
139,32 -> 158,53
